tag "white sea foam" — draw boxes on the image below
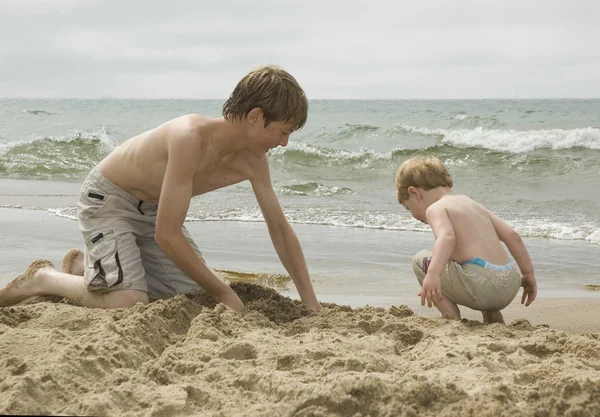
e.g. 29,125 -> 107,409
45,203 -> 600,246
396,124 -> 600,153
586,229 -> 600,245
48,207 -> 78,220
183,207 -> 599,244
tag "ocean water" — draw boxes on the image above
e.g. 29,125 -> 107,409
1,99 -> 599,300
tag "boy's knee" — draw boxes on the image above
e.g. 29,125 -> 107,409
413,250 -> 432,268
412,250 -> 432,284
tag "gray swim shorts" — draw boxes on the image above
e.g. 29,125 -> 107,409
77,168 -> 201,299
412,249 -> 521,311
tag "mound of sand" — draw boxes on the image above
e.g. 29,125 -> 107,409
0,283 -> 599,416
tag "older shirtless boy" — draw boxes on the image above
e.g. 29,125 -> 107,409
0,65 -> 322,312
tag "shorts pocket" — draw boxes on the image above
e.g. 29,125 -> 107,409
84,235 -> 124,290
78,188 -> 110,220
87,194 -> 120,219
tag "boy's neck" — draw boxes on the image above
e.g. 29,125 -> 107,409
209,117 -> 253,157
423,186 -> 453,206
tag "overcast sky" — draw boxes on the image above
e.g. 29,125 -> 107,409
0,0 -> 598,99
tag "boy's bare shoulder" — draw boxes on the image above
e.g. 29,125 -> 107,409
440,194 -> 475,205
157,114 -> 220,152
166,114 -> 214,135
430,194 -> 473,211
439,194 -> 491,216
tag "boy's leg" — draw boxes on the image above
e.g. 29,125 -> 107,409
0,260 -> 148,308
1,225 -> 153,309
412,249 -> 461,320
58,235 -> 201,301
436,298 -> 461,320
482,311 -> 505,324
41,242 -> 149,308
0,229 -> 149,309
411,249 -> 432,284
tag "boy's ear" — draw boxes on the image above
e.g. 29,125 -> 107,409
408,186 -> 418,197
247,107 -> 264,125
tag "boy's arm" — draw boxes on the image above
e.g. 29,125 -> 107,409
487,209 -> 537,306
425,204 -> 457,276
155,127 -> 244,311
421,204 -> 457,306
250,156 -> 322,312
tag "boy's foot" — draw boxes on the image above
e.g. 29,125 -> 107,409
62,248 -> 84,275
0,260 -> 54,307
482,311 -> 505,324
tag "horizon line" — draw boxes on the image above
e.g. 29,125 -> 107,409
1,96 -> 600,101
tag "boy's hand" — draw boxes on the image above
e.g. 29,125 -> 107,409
521,273 -> 537,307
419,273 -> 442,308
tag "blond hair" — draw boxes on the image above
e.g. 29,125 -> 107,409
395,157 -> 453,203
222,65 -> 308,130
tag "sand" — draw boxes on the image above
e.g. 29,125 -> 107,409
1,284 -> 599,417
1,208 -> 599,415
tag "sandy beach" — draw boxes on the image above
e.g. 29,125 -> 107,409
1,286 -> 599,416
1,208 -> 600,415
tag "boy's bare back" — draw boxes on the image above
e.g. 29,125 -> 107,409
431,195 -> 510,266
